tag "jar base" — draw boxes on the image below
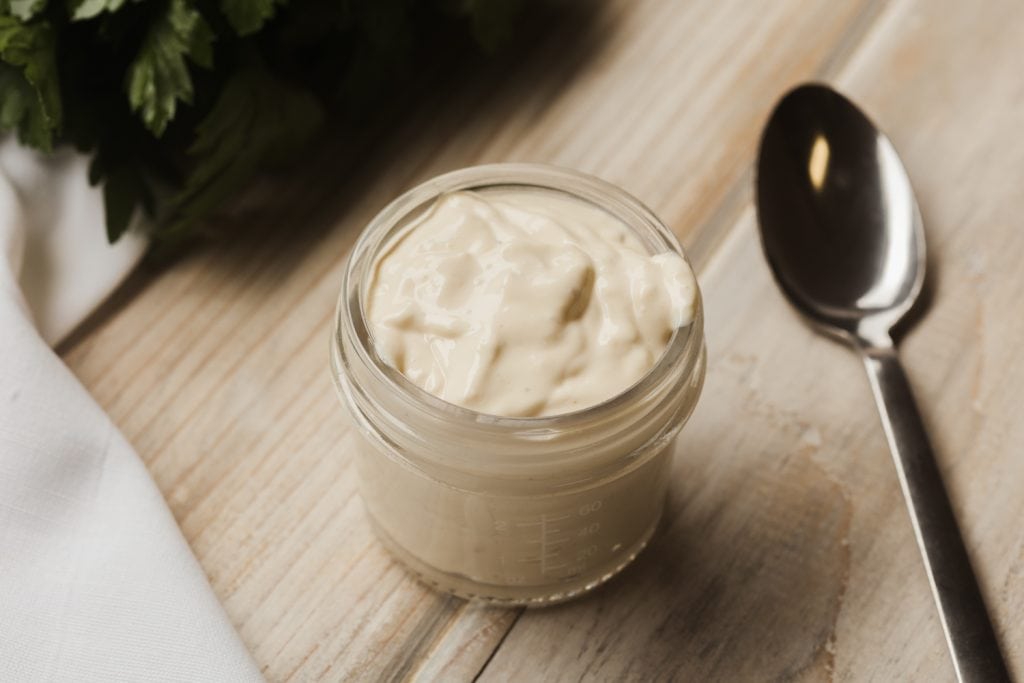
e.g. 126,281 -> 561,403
365,511 -> 660,607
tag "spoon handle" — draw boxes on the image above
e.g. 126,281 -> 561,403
860,344 -> 1010,683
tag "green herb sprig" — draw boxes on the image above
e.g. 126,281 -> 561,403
0,0 -> 521,244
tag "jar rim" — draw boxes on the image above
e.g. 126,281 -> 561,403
333,162 -> 704,436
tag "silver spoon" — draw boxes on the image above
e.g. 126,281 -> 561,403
755,83 -> 1009,682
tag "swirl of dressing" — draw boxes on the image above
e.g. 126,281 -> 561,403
367,190 -> 697,417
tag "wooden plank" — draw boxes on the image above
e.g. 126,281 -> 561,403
56,0 -> 937,680
407,606 -> 521,682
475,0 -> 1024,680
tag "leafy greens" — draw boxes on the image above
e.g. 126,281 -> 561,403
0,0 -> 522,244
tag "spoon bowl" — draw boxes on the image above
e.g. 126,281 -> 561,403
756,83 -> 925,345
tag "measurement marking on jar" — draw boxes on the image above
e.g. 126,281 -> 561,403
540,514 -> 549,576
514,513 -> 570,527
504,505 -> 605,578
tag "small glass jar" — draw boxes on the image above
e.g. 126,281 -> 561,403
331,164 -> 706,605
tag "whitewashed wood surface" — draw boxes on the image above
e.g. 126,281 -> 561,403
62,0 -> 1023,680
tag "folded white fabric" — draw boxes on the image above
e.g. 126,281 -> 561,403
0,143 -> 263,681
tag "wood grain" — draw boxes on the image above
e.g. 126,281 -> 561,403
61,0 -> 1023,680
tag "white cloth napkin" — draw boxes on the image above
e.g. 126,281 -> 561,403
0,142 -> 263,682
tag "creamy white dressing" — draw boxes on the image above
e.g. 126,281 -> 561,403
366,189 -> 697,417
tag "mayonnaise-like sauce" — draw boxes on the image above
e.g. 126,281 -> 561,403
366,189 -> 697,417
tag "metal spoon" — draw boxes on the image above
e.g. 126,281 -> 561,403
755,83 -> 1009,682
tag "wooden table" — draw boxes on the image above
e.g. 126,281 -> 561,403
63,0 -> 1024,680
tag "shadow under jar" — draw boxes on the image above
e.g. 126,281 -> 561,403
331,164 -> 706,605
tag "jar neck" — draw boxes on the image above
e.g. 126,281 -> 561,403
334,298 -> 705,492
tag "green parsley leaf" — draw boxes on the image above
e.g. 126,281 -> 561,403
3,0 -> 48,21
166,67 -> 323,236
0,17 -> 60,150
127,0 -> 214,137
0,65 -> 40,138
102,164 -> 154,242
220,0 -> 286,36
2,0 -> 524,245
78,103 -> 162,243
67,0 -> 125,21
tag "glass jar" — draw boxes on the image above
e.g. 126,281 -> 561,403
331,164 -> 706,605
